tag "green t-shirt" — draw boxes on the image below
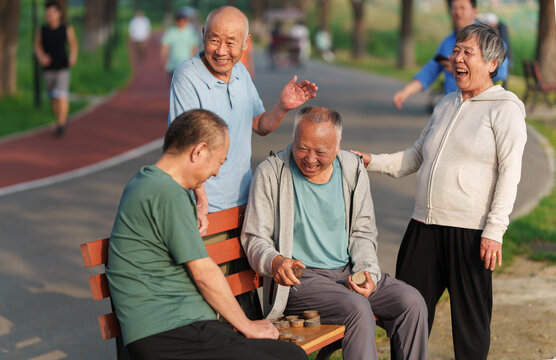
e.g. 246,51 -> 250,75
291,158 -> 350,269
106,165 -> 217,345
161,25 -> 199,72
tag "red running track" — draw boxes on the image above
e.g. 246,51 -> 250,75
0,36 -> 169,192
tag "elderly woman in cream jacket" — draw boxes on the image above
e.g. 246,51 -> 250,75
354,23 -> 526,360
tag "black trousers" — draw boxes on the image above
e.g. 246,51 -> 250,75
126,320 -> 308,360
396,219 -> 492,360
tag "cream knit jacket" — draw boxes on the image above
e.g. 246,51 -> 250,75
369,85 -> 527,243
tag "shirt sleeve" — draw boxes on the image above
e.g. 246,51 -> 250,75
168,65 -> 201,125
493,52 -> 509,83
249,77 -> 265,118
482,100 -> 527,242
161,29 -> 171,45
160,190 -> 208,264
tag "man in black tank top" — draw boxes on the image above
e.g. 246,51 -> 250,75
34,1 -> 78,137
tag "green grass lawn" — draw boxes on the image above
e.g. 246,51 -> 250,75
504,119 -> 556,262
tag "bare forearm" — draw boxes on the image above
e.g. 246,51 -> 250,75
160,45 -> 169,67
34,31 -> 45,58
188,259 -> 251,332
404,79 -> 424,96
252,104 -> 288,136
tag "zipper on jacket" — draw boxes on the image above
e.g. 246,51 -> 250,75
426,99 -> 467,223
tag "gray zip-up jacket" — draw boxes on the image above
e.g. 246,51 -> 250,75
369,85 -> 527,243
241,146 -> 381,319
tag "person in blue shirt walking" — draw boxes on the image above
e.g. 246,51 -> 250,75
393,0 -> 508,109
168,6 -> 318,234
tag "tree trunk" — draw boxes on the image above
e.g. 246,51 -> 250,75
350,0 -> 365,59
103,0 -> 118,70
249,0 -> 267,40
318,0 -> 331,32
536,0 -> 556,83
163,0 -> 173,27
0,0 -> 20,97
32,0 -> 41,107
398,0 -> 415,68
83,0 -> 118,53
297,0 -> 310,13
83,0 -> 108,51
57,0 -> 68,23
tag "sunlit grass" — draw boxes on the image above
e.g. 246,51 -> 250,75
503,120 -> 556,263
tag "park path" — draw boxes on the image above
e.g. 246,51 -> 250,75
0,41 -> 552,359
0,35 -> 168,195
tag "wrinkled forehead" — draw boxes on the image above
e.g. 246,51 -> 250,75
294,121 -> 339,147
454,35 -> 480,51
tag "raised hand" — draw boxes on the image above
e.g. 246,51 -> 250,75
278,75 -> 318,111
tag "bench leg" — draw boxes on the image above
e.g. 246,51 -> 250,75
314,339 -> 342,360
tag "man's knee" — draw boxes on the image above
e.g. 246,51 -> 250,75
399,283 -> 427,319
341,294 -> 376,326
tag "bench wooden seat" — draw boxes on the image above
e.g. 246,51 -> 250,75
81,206 -> 345,359
523,59 -> 556,111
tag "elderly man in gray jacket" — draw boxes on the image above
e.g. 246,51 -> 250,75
241,106 -> 428,360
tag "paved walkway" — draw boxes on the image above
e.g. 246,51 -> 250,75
0,36 -> 168,195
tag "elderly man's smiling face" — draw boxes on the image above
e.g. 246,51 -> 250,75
292,119 -> 341,184
202,8 -> 247,83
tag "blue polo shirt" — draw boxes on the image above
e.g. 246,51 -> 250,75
168,52 -> 265,212
414,27 -> 509,94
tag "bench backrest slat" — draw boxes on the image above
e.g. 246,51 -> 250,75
205,206 -> 245,236
82,206 -> 255,341
226,269 -> 262,297
87,264 -> 260,303
205,237 -> 245,265
89,273 -> 110,300
81,238 -> 109,268
99,312 -> 122,341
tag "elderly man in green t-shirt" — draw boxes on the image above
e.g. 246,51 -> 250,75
106,109 -> 307,360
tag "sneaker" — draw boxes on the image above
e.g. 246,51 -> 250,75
55,125 -> 66,137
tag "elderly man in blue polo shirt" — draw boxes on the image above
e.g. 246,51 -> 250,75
168,6 -> 318,233
392,0 -> 508,109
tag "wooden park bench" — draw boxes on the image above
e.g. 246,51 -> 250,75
80,206 -> 345,360
523,59 -> 556,111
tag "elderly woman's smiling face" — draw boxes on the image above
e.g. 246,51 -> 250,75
450,35 -> 498,100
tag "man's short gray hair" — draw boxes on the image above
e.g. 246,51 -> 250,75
204,6 -> 249,47
456,23 -> 506,78
293,106 -> 343,144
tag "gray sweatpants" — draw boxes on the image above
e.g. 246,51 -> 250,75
285,266 -> 428,360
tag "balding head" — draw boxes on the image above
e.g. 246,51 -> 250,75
293,106 -> 343,145
201,6 -> 249,83
204,6 -> 249,47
